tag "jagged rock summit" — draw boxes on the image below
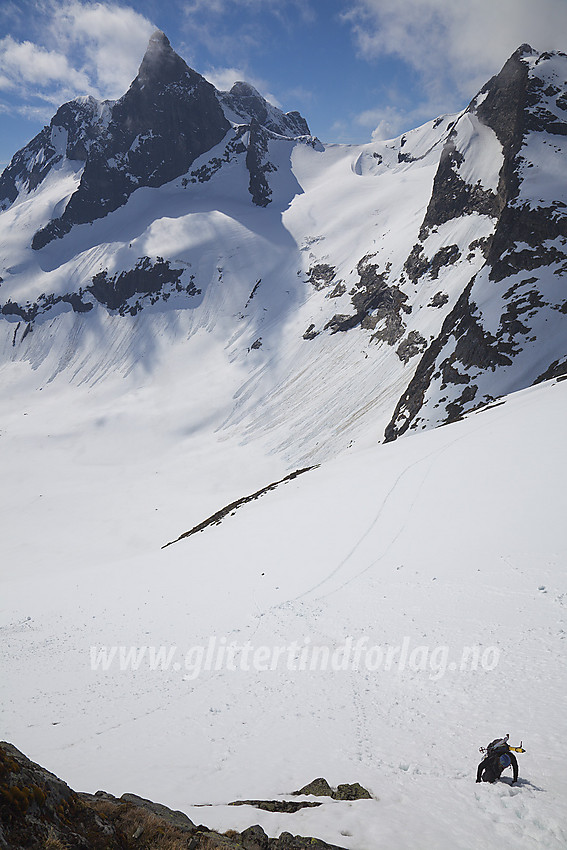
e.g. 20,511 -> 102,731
30,31 -> 228,248
0,29 -> 312,251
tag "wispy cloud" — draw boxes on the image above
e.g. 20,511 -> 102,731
356,105 -> 409,141
203,66 -> 249,93
339,0 -> 567,141
345,0 -> 567,108
49,1 -> 155,98
356,102 -> 455,142
181,0 -> 315,62
0,35 -> 89,100
283,85 -> 314,107
183,0 -> 314,22
0,1 -> 154,115
203,65 -> 281,106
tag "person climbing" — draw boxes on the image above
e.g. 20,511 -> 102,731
476,735 -> 519,784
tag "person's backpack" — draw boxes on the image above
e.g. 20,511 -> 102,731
486,735 -> 510,759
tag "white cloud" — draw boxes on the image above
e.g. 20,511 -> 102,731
203,65 -> 282,106
0,35 -> 90,100
346,0 -> 567,103
203,66 -> 250,92
342,0 -> 567,142
49,1 -> 155,98
183,0 -> 312,16
357,105 -> 406,140
14,104 -> 56,123
283,85 -> 314,106
0,1 -> 155,114
355,102 -> 447,141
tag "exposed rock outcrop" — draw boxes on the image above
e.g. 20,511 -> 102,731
229,800 -> 322,813
292,778 -> 372,800
162,466 -> 318,549
0,741 -> 123,849
385,46 -> 567,440
0,743 -> 349,850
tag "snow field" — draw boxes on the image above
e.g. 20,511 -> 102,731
1,365 -> 566,849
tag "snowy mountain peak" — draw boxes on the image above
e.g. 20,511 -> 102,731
0,31 -> 314,251
230,81 -> 262,98
0,43 -> 566,461
514,42 -> 538,58
219,80 -> 310,138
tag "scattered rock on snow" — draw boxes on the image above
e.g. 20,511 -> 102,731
230,800 -> 322,813
293,777 -> 334,797
292,777 -> 372,800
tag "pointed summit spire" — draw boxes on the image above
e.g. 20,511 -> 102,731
148,29 -> 170,49
135,29 -> 192,88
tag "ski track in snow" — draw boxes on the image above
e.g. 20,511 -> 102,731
2,51 -> 567,845
1,378 -> 567,849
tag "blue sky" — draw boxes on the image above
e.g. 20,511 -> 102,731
1,0 -> 567,168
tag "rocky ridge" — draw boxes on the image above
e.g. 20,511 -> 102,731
385,46 -> 567,438
0,742 -> 372,850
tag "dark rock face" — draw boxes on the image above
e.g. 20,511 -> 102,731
413,49 -> 530,240
32,31 -> 230,249
384,280 -> 511,441
270,833 -> 345,850
303,323 -> 319,340
229,800 -> 322,813
87,256 -> 199,314
404,244 -> 462,285
246,120 -> 276,207
475,46 -> 533,143
162,466 -> 317,549
396,330 -> 428,363
327,256 -> 410,339
419,140 -> 498,240
5,31 -> 312,251
121,792 -> 197,831
0,742 -> 350,850
385,45 -> 567,441
0,741 -> 123,849
333,783 -> 372,801
0,257 -> 196,328
241,824 -> 270,850
1,291 -> 94,323
307,264 -> 337,290
183,126 -> 248,184
0,97 -> 107,209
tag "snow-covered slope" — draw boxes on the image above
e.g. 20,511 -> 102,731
1,365 -> 566,849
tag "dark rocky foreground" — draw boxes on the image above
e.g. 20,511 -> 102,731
0,742 -> 372,850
